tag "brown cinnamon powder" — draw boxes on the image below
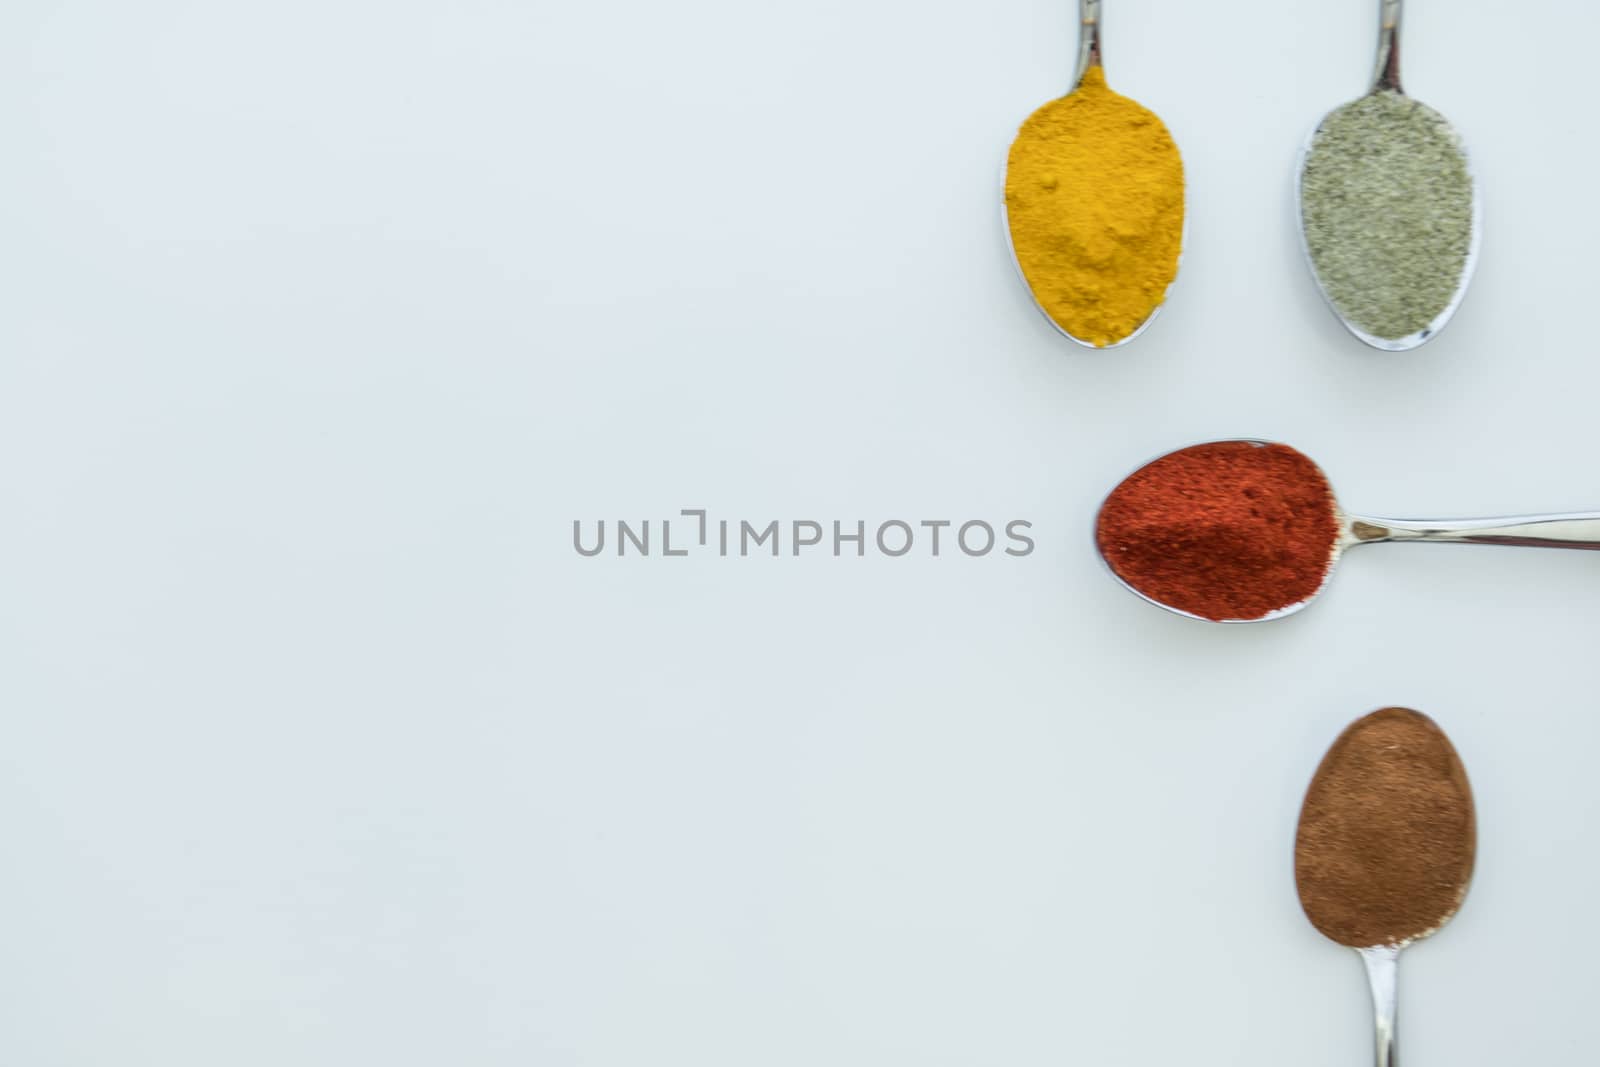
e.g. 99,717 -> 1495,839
1294,708 -> 1476,948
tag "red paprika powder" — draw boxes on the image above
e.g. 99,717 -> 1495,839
1095,440 -> 1341,621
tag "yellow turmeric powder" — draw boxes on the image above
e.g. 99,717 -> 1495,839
1004,67 -> 1184,347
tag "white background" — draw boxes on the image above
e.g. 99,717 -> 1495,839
3,1 -> 1597,1063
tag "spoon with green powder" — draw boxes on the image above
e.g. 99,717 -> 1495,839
1297,0 -> 1480,350
1003,0 -> 1185,349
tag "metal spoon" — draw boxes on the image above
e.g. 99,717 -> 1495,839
1295,707 -> 1476,1067
1098,438 -> 1600,623
1002,0 -> 1184,349
1295,0 -> 1481,351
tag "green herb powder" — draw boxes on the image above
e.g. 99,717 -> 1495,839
1300,91 -> 1473,341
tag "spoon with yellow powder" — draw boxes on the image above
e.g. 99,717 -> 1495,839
1003,0 -> 1185,349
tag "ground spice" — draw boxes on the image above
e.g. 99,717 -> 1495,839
1295,708 -> 1476,948
1300,91 -> 1474,341
1094,441 -> 1340,621
1005,67 -> 1184,347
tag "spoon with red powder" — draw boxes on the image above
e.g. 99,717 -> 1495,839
1094,438 -> 1600,622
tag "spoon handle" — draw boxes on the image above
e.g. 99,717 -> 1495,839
1359,945 -> 1400,1067
1372,0 -> 1404,93
1073,0 -> 1103,88
1347,512 -> 1600,549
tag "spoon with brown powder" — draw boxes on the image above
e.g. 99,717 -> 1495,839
1295,708 -> 1476,1067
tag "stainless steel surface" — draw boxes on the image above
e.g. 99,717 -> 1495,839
1359,945 -> 1401,1067
1073,0 -> 1102,89
1342,512 -> 1600,549
1294,0 -> 1479,352
1097,438 -> 1600,622
1372,0 -> 1403,93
